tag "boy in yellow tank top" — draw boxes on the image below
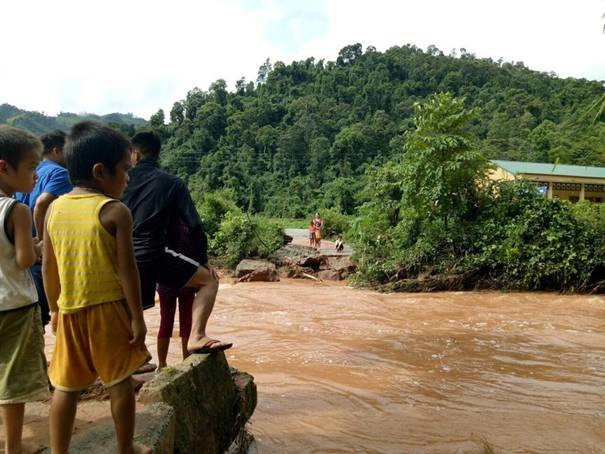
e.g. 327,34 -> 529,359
43,122 -> 151,454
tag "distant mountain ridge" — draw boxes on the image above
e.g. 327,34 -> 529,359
0,103 -> 147,135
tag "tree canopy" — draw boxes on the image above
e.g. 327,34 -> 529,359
151,44 -> 605,216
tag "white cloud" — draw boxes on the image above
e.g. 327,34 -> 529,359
1,0 -> 603,119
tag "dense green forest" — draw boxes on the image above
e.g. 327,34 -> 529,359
151,43 -> 605,218
0,103 -> 147,135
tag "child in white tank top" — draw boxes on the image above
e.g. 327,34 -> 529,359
0,126 -> 48,454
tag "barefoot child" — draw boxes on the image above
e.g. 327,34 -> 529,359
0,126 -> 48,454
308,220 -> 316,248
43,122 -> 151,454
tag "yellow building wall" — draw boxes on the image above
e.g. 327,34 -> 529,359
553,190 -> 604,202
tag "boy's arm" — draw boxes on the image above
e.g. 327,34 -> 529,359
33,192 -> 57,239
35,169 -> 72,237
100,201 -> 147,346
10,203 -> 39,269
42,210 -> 60,332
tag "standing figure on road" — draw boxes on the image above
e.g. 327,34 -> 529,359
313,212 -> 323,250
308,220 -> 316,248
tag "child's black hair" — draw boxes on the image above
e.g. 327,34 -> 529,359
131,131 -> 161,159
0,125 -> 42,169
64,121 -> 131,186
40,129 -> 67,155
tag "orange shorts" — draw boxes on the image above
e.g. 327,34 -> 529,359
49,300 -> 151,392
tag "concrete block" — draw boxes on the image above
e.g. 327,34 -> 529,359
138,352 -> 237,454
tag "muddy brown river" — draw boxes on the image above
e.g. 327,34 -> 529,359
211,279 -> 605,453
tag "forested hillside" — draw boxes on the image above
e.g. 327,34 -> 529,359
155,44 -> 604,218
0,103 -> 147,135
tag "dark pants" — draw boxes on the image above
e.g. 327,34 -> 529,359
157,286 -> 195,338
30,262 -> 50,326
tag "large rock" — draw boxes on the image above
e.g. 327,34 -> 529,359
317,269 -> 343,281
327,255 -> 356,275
270,245 -> 328,271
225,369 -> 258,453
231,369 -> 257,423
138,352 -> 256,454
235,259 -> 277,278
238,268 -> 279,282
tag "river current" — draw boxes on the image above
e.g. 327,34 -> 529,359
210,279 -> 605,453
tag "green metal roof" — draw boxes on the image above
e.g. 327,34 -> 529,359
491,160 -> 605,179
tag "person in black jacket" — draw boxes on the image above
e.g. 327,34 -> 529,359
122,132 -> 231,354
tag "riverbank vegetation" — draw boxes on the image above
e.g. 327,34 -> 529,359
143,44 -> 604,289
196,189 -> 284,267
350,93 -> 605,292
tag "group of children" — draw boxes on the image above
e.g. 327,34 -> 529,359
307,213 -> 344,252
0,123 -> 230,454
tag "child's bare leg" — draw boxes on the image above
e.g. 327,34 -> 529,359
156,337 -> 170,369
50,390 -> 79,454
2,403 -> 24,454
181,337 -> 190,360
108,378 -> 150,454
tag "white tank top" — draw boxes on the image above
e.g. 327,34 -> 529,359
0,192 -> 37,311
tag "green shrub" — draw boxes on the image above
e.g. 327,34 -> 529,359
210,212 -> 283,268
464,182 -> 601,290
494,197 -> 593,290
251,216 -> 285,258
210,212 -> 253,267
318,208 -> 352,239
197,189 -> 239,238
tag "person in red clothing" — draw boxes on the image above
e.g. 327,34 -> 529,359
156,220 -> 198,369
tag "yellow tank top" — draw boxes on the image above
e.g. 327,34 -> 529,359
47,193 -> 125,313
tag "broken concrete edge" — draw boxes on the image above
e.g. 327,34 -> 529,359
268,244 -> 357,280
230,368 -> 257,426
138,352 -> 257,453
134,402 -> 176,454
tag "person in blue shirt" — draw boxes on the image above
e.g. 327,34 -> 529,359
16,130 -> 72,326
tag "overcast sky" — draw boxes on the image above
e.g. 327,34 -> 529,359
1,0 -> 604,119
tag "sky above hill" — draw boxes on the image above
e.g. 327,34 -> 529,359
2,0 -> 604,119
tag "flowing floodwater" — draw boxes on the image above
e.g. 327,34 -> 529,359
208,279 -> 605,453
